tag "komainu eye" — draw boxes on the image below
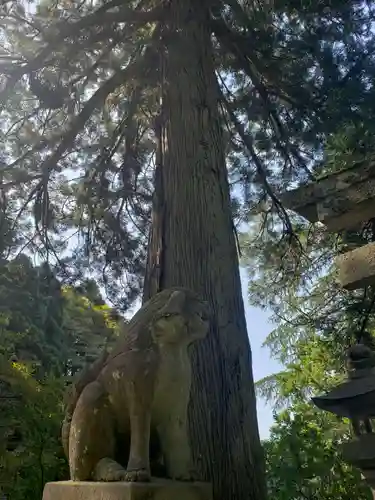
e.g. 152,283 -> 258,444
197,310 -> 207,320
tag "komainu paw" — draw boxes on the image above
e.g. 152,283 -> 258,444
93,458 -> 128,482
173,467 -> 200,482
124,468 -> 151,482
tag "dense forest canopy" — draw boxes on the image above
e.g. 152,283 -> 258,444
0,255 -> 122,499
0,0 -> 374,305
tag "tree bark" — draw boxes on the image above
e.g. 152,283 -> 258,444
143,1 -> 267,499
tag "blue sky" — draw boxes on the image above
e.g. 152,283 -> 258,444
239,267 -> 281,440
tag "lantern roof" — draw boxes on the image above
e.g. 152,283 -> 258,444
312,343 -> 375,418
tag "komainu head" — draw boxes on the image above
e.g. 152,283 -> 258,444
150,288 -> 210,345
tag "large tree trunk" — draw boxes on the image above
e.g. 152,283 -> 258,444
143,1 -> 267,499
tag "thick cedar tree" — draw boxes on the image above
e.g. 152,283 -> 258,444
142,1 -> 266,499
1,1 -> 374,499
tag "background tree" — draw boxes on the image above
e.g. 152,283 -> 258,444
242,223 -> 375,499
0,358 -> 66,500
264,403 -> 371,500
1,1 -> 375,499
0,255 -> 121,500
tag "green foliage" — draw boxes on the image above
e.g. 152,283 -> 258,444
258,336 -> 345,410
0,0 -> 374,306
0,358 -> 67,500
61,283 -> 121,377
323,125 -> 375,175
242,212 -> 375,498
241,109 -> 375,498
264,403 -> 371,500
0,255 -> 122,499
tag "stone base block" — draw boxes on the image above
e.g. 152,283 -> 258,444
43,480 -> 212,500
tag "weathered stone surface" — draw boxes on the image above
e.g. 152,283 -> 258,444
318,198 -> 375,232
280,161 -> 375,231
62,288 -> 210,482
43,480 -> 213,500
343,434 -> 375,470
336,242 -> 375,290
316,177 -> 375,231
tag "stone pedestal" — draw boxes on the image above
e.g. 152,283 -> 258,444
43,480 -> 212,500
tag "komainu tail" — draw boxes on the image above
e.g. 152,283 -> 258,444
61,350 -> 109,458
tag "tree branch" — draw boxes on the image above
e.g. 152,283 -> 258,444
220,87 -> 299,242
213,18 -> 315,180
54,3 -> 164,40
39,66 -> 137,179
0,3 -> 164,106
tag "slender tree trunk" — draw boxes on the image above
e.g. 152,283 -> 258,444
143,1 -> 267,499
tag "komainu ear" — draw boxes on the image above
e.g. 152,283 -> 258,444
159,290 -> 186,316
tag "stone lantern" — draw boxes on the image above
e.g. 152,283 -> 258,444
313,342 -> 375,493
280,160 -> 375,495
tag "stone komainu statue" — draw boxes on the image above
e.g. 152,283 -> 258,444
62,288 -> 209,483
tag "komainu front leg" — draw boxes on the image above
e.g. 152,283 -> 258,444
159,415 -> 196,481
69,381 -> 126,481
123,349 -> 157,483
124,386 -> 152,482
